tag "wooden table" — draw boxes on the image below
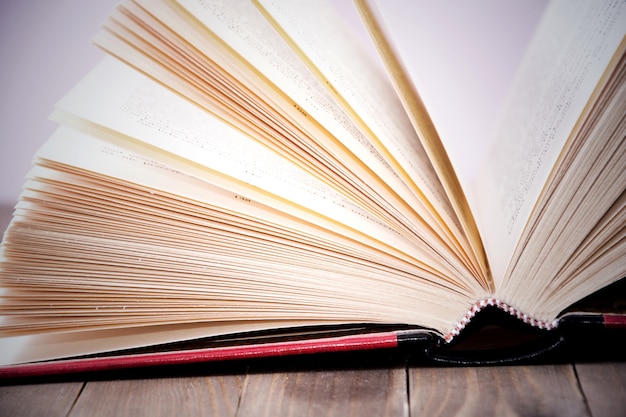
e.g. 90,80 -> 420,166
1,356 -> 625,417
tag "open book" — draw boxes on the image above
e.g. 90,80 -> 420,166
1,0 -> 625,374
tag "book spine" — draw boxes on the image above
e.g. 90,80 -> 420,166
445,298 -> 560,342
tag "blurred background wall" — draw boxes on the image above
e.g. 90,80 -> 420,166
0,0 -> 118,207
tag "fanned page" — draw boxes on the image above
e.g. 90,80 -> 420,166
355,0 -> 547,271
0,59 -> 478,364
93,0 -> 487,293
482,3 -> 626,319
353,0 -> 538,284
52,58 -> 452,279
359,0 -> 626,325
255,0 -> 488,285
2,0 -> 625,368
473,1 -> 626,287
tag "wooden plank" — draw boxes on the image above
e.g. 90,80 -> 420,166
409,365 -> 589,417
67,375 -> 244,417
0,382 -> 84,417
576,362 -> 626,417
237,367 -> 408,417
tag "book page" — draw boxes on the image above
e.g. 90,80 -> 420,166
0,320 -> 327,365
0,128 -> 477,362
171,0 -> 399,194
23,150 -> 460,320
94,0 -> 484,284
255,0 -> 493,283
53,58 -> 484,286
353,0 -> 545,288
256,0 -> 456,234
362,0 -> 626,285
473,0 -> 626,283
163,0 -> 430,223
94,0 -> 490,287
493,41 -> 626,317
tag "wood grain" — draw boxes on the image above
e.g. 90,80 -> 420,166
3,363 -> 626,416
408,365 -> 589,417
0,382 -> 84,417
67,375 -> 244,417
237,367 -> 407,417
576,362 -> 626,417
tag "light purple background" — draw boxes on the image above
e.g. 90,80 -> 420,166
0,0 -> 118,206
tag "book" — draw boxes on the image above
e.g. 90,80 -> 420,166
1,0 -> 625,376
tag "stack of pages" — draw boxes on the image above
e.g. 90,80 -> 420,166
0,0 -> 624,374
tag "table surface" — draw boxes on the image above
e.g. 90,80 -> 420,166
1,205 -> 625,417
1,359 -> 625,417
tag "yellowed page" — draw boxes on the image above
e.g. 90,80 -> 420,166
255,0 -> 494,288
360,0 -> 626,291
0,321 -> 326,366
256,0 -> 458,237
171,0 -> 401,196
90,0 -> 487,289
138,0 -> 424,221
52,58 -> 458,276
472,0 -> 626,284
494,41 -> 626,318
0,129 -> 476,363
